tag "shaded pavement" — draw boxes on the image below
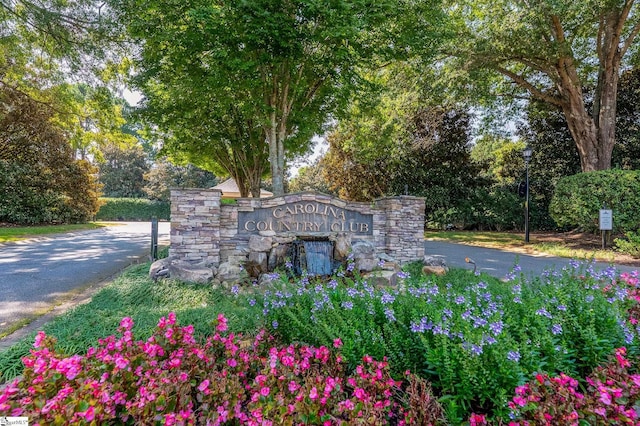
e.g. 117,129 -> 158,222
0,222 -> 169,340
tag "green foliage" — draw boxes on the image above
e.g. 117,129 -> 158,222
143,159 -> 218,202
95,198 -> 170,221
550,170 -> 640,233
0,88 -> 102,225
111,0 -> 426,195
258,264 -> 630,421
98,143 -> 149,198
615,231 -> 640,258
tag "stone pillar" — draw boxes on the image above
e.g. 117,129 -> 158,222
170,189 -> 221,266
376,196 -> 425,263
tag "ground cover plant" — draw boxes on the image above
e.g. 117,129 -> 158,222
1,256 -> 640,424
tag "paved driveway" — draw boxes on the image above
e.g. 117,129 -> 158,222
424,240 -> 639,279
0,222 -> 169,337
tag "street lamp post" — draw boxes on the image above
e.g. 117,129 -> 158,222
523,145 -> 533,243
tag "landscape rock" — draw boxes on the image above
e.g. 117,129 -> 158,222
247,251 -> 268,277
330,232 -> 352,261
249,235 -> 273,252
149,257 -> 216,284
149,257 -> 173,281
352,241 -> 376,257
169,260 -> 215,284
217,261 -> 248,283
364,270 -> 398,288
422,265 -> 448,276
355,257 -> 378,273
268,245 -> 290,271
423,255 -> 447,268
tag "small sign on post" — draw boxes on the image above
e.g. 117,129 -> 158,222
599,208 -> 613,249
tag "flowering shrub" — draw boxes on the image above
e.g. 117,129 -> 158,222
505,347 -> 640,425
0,313 -> 444,425
254,262 -> 638,420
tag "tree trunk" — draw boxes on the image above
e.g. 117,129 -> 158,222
268,108 -> 284,196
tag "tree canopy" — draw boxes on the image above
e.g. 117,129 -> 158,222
442,0 -> 640,172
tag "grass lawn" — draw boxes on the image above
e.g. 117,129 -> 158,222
0,223 -> 105,243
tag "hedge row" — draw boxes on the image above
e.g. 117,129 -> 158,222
95,198 -> 170,221
550,169 -> 640,233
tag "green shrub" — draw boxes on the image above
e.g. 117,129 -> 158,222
256,262 -> 631,421
615,231 -> 640,258
0,160 -> 101,225
95,197 -> 170,221
550,169 -> 640,233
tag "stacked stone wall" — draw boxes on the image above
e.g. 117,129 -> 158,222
170,190 -> 424,268
169,189 -> 221,265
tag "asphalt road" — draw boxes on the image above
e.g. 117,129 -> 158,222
0,222 -> 169,337
424,240 -> 640,279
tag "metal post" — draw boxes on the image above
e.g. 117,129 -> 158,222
522,145 -> 532,244
151,216 -> 158,261
525,163 -> 530,243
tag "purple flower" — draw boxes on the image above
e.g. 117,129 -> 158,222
341,301 -> 354,310
557,305 -> 567,311
470,344 -> 483,356
507,351 -> 521,362
272,320 -> 279,329
455,295 -> 466,305
489,321 -> 504,336
551,324 -> 563,335
327,279 -> 338,290
380,292 -> 395,305
248,298 -> 256,306
231,285 -> 239,295
384,307 -> 396,322
397,271 -> 410,279
536,307 -> 553,319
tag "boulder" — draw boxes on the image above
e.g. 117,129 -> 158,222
247,251 -> 268,277
364,270 -> 398,288
149,257 -> 216,284
149,257 -> 173,281
249,235 -> 273,252
355,257 -> 378,273
422,265 -> 448,276
352,240 -> 375,257
169,260 -> 214,284
423,255 -> 447,267
268,244 -> 290,271
330,232 -> 352,261
217,261 -> 248,283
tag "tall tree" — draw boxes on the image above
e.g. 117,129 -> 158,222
109,0 -> 425,195
444,0 -> 640,172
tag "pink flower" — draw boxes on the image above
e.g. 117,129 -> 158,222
309,387 -> 319,400
260,387 -> 270,397
34,331 -> 46,348
354,387 -> 367,401
78,406 -> 95,422
216,314 -> 228,332
168,312 -> 176,325
288,381 -> 300,393
227,358 -> 237,367
119,316 -> 134,330
198,379 -> 210,392
333,338 -> 343,348
599,391 -> 612,405
469,413 -> 487,425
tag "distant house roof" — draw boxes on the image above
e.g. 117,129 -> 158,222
212,178 -> 273,199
